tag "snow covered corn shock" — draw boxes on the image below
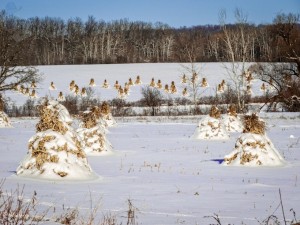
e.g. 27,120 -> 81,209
191,106 -> 229,140
223,113 -> 285,166
16,99 -> 98,180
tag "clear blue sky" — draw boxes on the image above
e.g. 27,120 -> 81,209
0,0 -> 299,27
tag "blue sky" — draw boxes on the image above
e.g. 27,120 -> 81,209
0,0 -> 299,27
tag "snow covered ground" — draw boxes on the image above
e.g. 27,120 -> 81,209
5,62 -> 264,106
0,63 -> 300,224
1,113 -> 300,224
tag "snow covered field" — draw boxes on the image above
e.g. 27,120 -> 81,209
0,113 -> 300,224
5,62 -> 264,106
0,63 -> 300,224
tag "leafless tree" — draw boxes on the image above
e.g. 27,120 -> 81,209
249,13 -> 300,112
141,86 -> 163,116
0,11 -> 42,104
180,63 -> 206,114
219,9 -> 255,112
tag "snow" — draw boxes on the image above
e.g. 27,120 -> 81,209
16,100 -> 98,181
17,130 -> 98,181
77,126 -> 113,156
1,114 -> 300,224
5,63 -> 265,106
222,114 -> 243,132
101,113 -> 117,127
0,63 -> 300,224
223,133 -> 285,166
0,111 -> 12,128
191,116 -> 230,140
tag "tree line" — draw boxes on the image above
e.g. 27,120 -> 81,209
1,10 -> 299,66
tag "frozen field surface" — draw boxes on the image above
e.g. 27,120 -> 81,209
0,113 -> 300,224
5,62 -> 264,106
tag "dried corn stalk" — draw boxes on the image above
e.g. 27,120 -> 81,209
36,101 -> 68,134
69,80 -> 75,91
100,101 -> 111,115
157,80 -> 162,89
201,78 -> 208,87
81,111 -> 97,128
181,74 -> 187,83
243,114 -> 265,135
135,75 -> 141,84
102,79 -> 109,88
182,87 -> 188,96
164,84 -> 169,93
89,78 -> 95,86
209,106 -> 221,119
150,78 -> 156,87
114,80 -> 120,89
128,78 -> 134,86
228,104 -> 237,117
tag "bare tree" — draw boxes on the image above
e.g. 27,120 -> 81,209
249,13 -> 300,112
219,9 -> 254,112
180,63 -> 206,114
141,86 -> 163,116
0,11 -> 42,98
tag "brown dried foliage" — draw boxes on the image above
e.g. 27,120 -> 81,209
100,101 -> 111,115
81,111 -> 97,129
240,152 -> 259,165
224,153 -> 238,164
36,104 -> 68,134
209,106 -> 221,119
228,104 -> 237,117
243,114 -> 265,135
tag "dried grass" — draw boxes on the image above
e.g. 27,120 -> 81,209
164,84 -> 169,93
100,101 -> 111,115
0,98 -> 3,111
157,80 -> 162,89
128,78 -> 134,86
29,135 -> 56,170
217,84 -> 224,92
181,74 -> 187,83
114,81 -> 120,89
50,82 -> 56,89
240,152 -> 259,165
201,77 -> 208,87
224,153 -> 238,164
82,130 -> 105,151
228,104 -> 237,117
124,86 -> 129,95
24,88 -> 30,95
170,81 -> 177,93
135,75 -> 141,84
31,81 -> 37,88
243,113 -> 265,135
150,78 -> 156,87
260,83 -> 266,91
36,103 -> 68,134
89,78 -> 95,86
81,88 -> 86,96
58,91 -> 64,101
102,79 -> 109,88
30,90 -> 36,98
81,111 -> 97,129
56,171 -> 68,177
74,85 -> 80,95
209,106 -> 221,119
29,134 -> 85,168
182,87 -> 188,96
69,80 -> 75,91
